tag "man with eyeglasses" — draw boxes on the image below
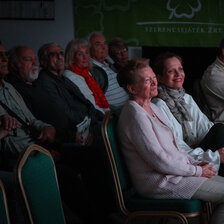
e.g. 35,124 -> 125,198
36,42 -> 115,223
36,42 -> 104,142
88,32 -> 129,113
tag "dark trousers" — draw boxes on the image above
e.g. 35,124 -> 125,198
57,141 -> 116,224
199,123 -> 224,176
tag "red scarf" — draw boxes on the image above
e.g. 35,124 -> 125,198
72,64 -> 109,109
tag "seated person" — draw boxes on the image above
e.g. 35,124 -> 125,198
152,52 -> 224,175
108,37 -> 129,72
36,42 -> 115,221
36,42 -> 104,147
6,46 -> 71,145
88,32 -> 129,112
64,39 -> 109,114
117,58 -> 224,224
0,42 -> 55,169
201,38 -> 224,123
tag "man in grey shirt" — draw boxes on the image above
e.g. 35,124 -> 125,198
0,42 -> 55,167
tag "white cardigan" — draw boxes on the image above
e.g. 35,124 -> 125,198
118,100 -> 206,199
152,94 -> 220,172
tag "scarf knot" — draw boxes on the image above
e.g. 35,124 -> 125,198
157,84 -> 196,146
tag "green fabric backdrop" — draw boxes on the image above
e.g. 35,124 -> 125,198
74,0 -> 224,47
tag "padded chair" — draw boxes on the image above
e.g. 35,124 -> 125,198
0,179 -> 10,224
14,144 -> 66,224
101,111 -> 212,224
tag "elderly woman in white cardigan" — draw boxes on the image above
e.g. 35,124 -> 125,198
117,58 -> 224,224
152,52 -> 224,176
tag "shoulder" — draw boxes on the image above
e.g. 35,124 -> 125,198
90,63 -> 108,92
152,97 -> 167,107
90,64 -> 107,79
184,93 -> 199,108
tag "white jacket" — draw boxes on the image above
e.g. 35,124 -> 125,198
152,94 -> 220,172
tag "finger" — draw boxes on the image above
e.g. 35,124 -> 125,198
4,119 -> 10,131
37,132 -> 44,140
12,118 -> 18,129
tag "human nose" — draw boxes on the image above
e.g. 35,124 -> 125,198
33,59 -> 37,66
175,70 -> 181,76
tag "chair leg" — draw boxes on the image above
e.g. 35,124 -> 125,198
204,202 -> 213,222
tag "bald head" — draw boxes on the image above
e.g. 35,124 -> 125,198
9,46 -> 38,84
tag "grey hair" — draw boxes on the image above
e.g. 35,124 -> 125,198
38,42 -> 63,67
65,39 -> 89,69
87,31 -> 104,47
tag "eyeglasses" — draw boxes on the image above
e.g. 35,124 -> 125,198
0,51 -> 8,58
48,51 -> 64,58
114,48 -> 128,56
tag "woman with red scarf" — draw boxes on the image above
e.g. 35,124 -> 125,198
64,39 -> 110,114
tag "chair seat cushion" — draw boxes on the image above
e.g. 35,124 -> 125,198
126,196 -> 202,214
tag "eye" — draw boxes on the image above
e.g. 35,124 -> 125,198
179,67 -> 184,72
167,69 -> 174,74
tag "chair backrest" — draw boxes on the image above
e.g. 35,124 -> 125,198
0,179 -> 10,224
14,144 -> 66,224
101,111 -> 132,215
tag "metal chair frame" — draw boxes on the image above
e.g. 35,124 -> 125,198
0,179 -> 10,224
14,144 -> 66,224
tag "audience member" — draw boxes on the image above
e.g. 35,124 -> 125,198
88,32 -> 129,112
64,39 -> 109,114
36,42 -> 115,223
117,58 -> 224,224
36,42 -> 104,146
201,38 -> 224,122
152,52 -> 224,175
108,37 -> 129,72
0,43 -> 55,170
6,46 -> 73,145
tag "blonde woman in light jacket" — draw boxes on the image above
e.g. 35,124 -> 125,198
117,58 -> 224,224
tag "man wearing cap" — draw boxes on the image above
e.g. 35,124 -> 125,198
201,38 -> 224,123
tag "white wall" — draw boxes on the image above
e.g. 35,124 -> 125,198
0,0 -> 74,55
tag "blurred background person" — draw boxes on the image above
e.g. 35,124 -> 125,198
108,37 -> 129,72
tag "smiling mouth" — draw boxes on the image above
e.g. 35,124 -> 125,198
174,78 -> 183,82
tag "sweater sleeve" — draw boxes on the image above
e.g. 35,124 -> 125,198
153,97 -> 220,172
124,110 -> 202,177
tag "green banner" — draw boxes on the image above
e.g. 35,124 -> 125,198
74,0 -> 224,47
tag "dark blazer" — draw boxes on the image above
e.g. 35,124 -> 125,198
35,69 -> 104,127
90,63 -> 108,93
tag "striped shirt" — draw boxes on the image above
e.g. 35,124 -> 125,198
92,59 -> 129,111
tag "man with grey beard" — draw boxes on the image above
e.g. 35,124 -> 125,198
6,46 -> 73,145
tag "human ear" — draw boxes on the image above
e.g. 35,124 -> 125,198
127,84 -> 136,95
